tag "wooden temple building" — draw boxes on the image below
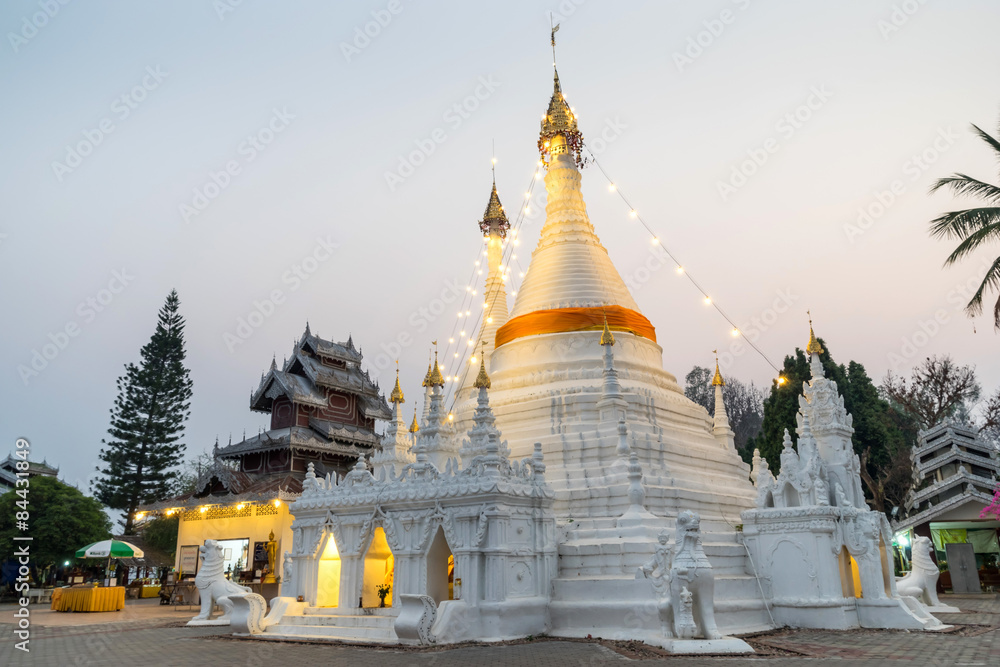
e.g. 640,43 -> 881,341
139,325 -> 391,580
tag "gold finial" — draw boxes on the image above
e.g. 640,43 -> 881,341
806,310 -> 824,355
539,23 -> 585,168
421,349 -> 433,387
711,349 -> 725,387
473,341 -> 491,389
479,179 -> 510,238
389,360 -> 404,404
409,406 -> 419,433
600,310 -> 615,346
428,342 -> 444,387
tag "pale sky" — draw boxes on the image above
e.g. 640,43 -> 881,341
2,1 -> 999,492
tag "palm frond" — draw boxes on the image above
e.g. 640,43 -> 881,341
970,123 -> 1000,161
929,174 -> 1000,202
929,207 -> 1000,241
942,221 -> 1000,266
962,255 -> 1000,330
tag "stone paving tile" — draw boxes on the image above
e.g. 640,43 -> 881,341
0,593 -> 996,666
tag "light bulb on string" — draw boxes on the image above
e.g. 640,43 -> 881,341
703,296 -> 711,305
609,183 -> 616,192
731,328 -> 739,337
651,237 -> 659,245
676,266 -> 684,274
629,209 -> 637,218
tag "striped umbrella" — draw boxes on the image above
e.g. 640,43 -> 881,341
76,540 -> 145,580
75,540 -> 145,559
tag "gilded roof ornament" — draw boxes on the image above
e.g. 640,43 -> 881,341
409,406 -> 419,433
711,350 -> 725,387
389,362 -> 404,404
473,342 -> 491,389
479,181 -> 510,239
538,26 -> 586,169
806,311 -> 824,356
600,311 -> 615,346
427,343 -> 444,387
421,350 -> 433,387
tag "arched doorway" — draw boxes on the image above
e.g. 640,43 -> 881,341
426,526 -> 454,605
317,532 -> 341,607
362,527 -> 394,608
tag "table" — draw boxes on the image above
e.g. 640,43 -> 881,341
140,585 -> 161,598
53,587 -> 125,612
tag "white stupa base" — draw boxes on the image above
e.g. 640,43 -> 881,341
644,635 -> 754,654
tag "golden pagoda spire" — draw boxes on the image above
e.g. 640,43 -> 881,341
427,341 -> 444,387
806,310 -> 824,355
711,349 -> 725,386
479,179 -> 510,239
409,405 -> 419,433
600,310 -> 615,346
539,24 -> 585,168
421,349 -> 433,387
473,342 -> 491,389
389,360 -> 405,404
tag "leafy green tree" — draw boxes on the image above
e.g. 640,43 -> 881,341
749,339 -> 918,515
92,290 -> 193,534
139,514 -> 179,561
0,477 -> 111,574
928,122 -> 1000,330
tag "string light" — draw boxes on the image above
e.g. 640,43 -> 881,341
731,328 -> 739,337
585,145 -> 782,376
651,237 -> 659,245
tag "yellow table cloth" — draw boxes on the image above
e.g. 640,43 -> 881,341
140,585 -> 161,598
54,587 -> 125,612
49,588 -> 63,610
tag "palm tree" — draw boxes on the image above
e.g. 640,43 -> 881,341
929,123 -> 1000,330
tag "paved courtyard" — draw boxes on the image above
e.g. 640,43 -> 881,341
1,594 -> 997,666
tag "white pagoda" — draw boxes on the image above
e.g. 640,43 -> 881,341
222,35 -> 948,649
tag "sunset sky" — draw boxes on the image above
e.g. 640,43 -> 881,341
2,0 -> 998,490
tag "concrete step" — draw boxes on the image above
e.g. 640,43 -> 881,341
263,623 -> 398,643
281,613 -> 395,628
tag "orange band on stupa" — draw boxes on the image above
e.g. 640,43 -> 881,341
494,305 -> 656,348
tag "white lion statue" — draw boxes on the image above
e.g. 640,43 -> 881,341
191,540 -> 252,622
896,535 -> 958,612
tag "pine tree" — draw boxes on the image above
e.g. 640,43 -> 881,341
93,290 -> 193,534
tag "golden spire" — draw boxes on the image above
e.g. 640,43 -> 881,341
711,349 -> 725,387
473,342 -> 491,389
427,342 -> 444,387
538,25 -> 585,168
421,349 -> 433,387
389,361 -> 404,404
479,180 -> 510,239
600,310 -> 615,346
409,405 -> 419,433
806,310 -> 824,355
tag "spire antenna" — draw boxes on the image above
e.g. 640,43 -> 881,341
491,138 -> 496,184
550,14 -> 559,68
